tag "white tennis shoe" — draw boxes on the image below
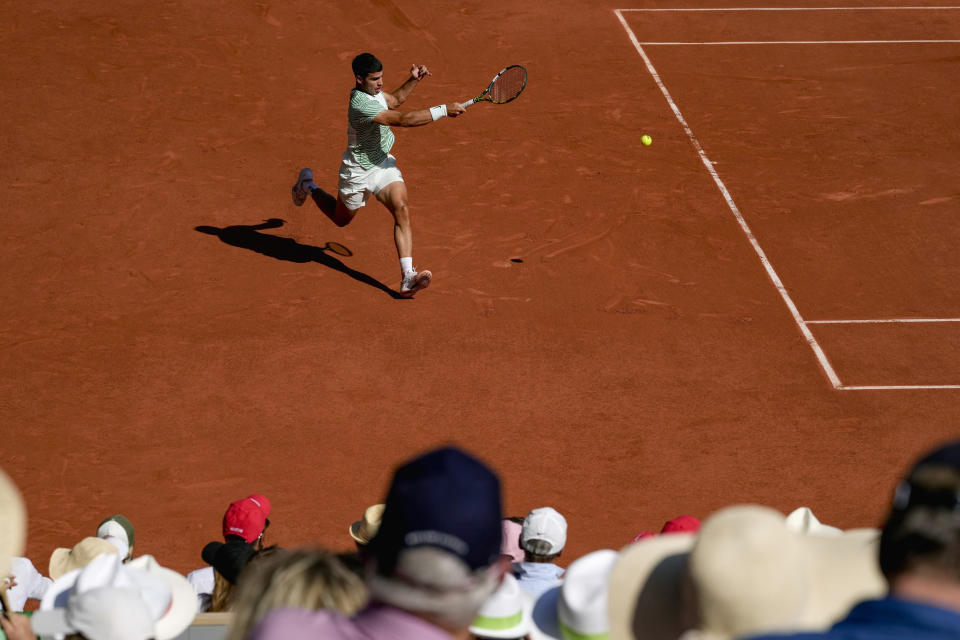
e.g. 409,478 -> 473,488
400,270 -> 432,297
291,168 -> 314,206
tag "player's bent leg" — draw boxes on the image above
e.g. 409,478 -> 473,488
309,187 -> 358,227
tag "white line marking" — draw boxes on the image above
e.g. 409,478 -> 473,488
620,6 -> 960,11
640,40 -> 960,45
841,385 -> 960,390
807,318 -> 960,324
615,9 -> 843,389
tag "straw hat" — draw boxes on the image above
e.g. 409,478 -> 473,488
350,504 -> 385,545
49,537 -> 120,581
608,505 -> 885,640
0,466 -> 26,576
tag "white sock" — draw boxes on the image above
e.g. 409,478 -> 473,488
400,256 -> 415,275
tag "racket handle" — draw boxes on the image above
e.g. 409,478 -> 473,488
461,98 -> 476,109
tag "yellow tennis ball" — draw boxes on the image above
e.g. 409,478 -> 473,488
641,134 -> 653,146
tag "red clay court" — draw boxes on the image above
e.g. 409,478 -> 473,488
2,0 -> 959,576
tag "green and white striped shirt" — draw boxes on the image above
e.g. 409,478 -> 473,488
346,89 -> 395,169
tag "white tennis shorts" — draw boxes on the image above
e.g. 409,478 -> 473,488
337,152 -> 404,211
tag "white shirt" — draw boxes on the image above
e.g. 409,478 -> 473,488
6,557 -> 52,611
186,565 -> 214,612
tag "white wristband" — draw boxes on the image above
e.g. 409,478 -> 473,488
429,104 -> 447,121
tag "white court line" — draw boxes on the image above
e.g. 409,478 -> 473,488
640,40 -> 960,45
620,6 -> 960,10
842,385 -> 960,390
614,9 -> 844,389
807,318 -> 960,324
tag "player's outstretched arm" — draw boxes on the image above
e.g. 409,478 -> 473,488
373,102 -> 465,128
386,64 -> 431,108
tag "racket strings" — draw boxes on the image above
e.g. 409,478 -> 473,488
490,67 -> 526,103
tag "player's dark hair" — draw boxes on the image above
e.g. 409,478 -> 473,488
879,463 -> 960,582
352,53 -> 383,79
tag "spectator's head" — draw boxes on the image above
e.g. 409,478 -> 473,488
880,440 -> 960,588
530,550 -> 618,640
226,548 -> 369,640
202,539 -> 257,611
33,552 -> 195,640
631,515 -> 701,544
49,537 -> 121,581
97,514 -> 135,562
501,519 -> 525,563
223,494 -> 271,548
469,573 -> 532,640
607,505 -> 885,640
0,465 -> 26,578
521,508 -> 567,563
365,446 -> 505,632
350,504 -> 385,549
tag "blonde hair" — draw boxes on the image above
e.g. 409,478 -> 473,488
226,548 -> 368,640
209,568 -> 233,612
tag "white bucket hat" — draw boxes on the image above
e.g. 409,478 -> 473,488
34,553 -> 196,640
531,549 -> 618,640
784,507 -> 842,537
470,573 -> 533,639
607,504 -> 885,640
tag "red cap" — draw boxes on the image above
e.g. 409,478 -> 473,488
222,494 -> 271,543
631,531 -> 656,543
660,515 -> 700,535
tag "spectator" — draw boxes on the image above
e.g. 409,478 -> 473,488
186,493 -> 271,609
350,504 -> 385,549
784,507 -> 842,536
469,573 -> 532,640
530,549 -> 618,640
607,504 -> 885,640
746,439 -> 960,640
200,539 -> 257,612
500,519 -> 524,563
513,507 -> 567,597
632,515 -> 701,543
248,446 -> 506,640
49,537 -> 122,580
0,465 -> 28,640
226,548 -> 368,640
30,552 -> 195,640
97,513 -> 136,561
5,556 -> 52,611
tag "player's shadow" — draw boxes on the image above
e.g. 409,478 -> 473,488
195,218 -> 403,298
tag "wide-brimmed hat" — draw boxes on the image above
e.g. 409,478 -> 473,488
0,466 -> 26,576
784,507 -> 842,536
49,537 -> 120,581
608,505 -> 885,640
470,573 -> 533,639
202,540 -> 256,584
350,504 -> 385,545
531,549 -> 619,640
34,553 -> 195,640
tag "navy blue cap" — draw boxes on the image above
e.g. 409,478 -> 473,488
911,440 -> 960,471
368,447 -> 503,572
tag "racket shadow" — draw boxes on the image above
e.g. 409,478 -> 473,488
194,218 -> 404,299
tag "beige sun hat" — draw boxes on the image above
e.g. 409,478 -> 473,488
608,504 -> 886,640
350,504 -> 386,545
49,536 -> 120,581
0,466 -> 27,576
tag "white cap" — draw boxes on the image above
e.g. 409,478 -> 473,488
522,507 -> 568,555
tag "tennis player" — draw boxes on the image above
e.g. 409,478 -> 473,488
292,53 -> 465,297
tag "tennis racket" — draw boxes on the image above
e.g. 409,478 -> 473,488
462,65 -> 527,108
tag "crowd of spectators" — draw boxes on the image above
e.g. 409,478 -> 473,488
3,439 -> 960,640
